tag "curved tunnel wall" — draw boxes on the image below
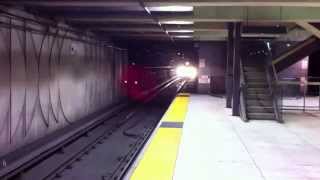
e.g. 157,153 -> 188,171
0,14 -> 128,156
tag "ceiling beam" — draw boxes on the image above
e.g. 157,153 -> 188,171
5,0 -> 320,7
88,25 -> 227,32
3,1 -> 139,7
66,16 -> 154,24
144,0 -> 320,7
64,7 -> 320,23
187,7 -> 320,22
296,21 -> 320,39
94,27 -> 163,33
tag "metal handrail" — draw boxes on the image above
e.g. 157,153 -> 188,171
265,63 -> 283,123
278,80 -> 320,86
239,59 -> 248,122
268,63 -> 320,114
276,80 -> 320,112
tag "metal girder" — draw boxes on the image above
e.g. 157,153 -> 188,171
71,22 -> 226,30
243,26 -> 287,34
66,16 -> 154,24
2,1 -> 140,7
296,22 -> 320,39
192,7 -> 320,22
5,0 -> 320,7
144,0 -> 320,7
64,7 -> 320,23
88,26 -> 227,33
93,27 -> 163,33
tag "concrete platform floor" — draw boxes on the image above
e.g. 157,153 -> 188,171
174,95 -> 320,180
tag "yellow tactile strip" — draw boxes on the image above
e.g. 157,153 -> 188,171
130,93 -> 190,180
161,94 -> 189,122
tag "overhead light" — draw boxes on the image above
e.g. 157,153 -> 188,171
174,35 -> 193,38
147,6 -> 193,12
161,20 -> 194,25
266,42 -> 271,50
144,7 -> 151,14
301,57 -> 309,70
167,29 -> 194,33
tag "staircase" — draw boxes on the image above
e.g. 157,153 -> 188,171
242,62 -> 276,121
273,36 -> 320,72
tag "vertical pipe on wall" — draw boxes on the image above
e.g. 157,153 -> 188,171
8,17 -> 12,144
226,23 -> 234,108
23,19 -> 27,137
232,22 -> 241,116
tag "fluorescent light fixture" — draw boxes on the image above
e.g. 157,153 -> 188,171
174,35 -> 193,38
148,6 -> 193,12
301,57 -> 309,70
161,20 -> 194,25
266,42 -> 271,50
167,29 -> 194,33
144,7 -> 151,14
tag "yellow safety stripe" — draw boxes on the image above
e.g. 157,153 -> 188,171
161,95 -> 189,122
130,93 -> 190,180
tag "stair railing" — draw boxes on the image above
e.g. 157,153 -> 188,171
240,59 -> 248,122
265,60 -> 283,123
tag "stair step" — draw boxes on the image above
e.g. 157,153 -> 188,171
244,66 -> 265,72
247,88 -> 269,94
245,73 -> 266,79
246,77 -> 267,82
247,82 -> 268,88
246,99 -> 273,106
246,93 -> 271,100
247,106 -> 274,113
248,112 -> 276,120
245,70 -> 265,74
245,76 -> 267,81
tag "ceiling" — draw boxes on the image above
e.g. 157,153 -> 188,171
4,0 -> 320,41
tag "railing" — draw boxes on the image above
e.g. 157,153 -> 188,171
268,61 -> 320,120
239,60 -> 248,122
265,61 -> 283,123
277,79 -> 320,111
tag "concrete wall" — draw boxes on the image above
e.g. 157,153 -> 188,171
278,57 -> 308,96
0,10 -> 127,156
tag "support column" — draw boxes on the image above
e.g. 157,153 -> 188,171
226,23 -> 234,108
232,22 -> 241,116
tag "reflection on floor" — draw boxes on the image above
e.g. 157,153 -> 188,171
174,94 -> 320,180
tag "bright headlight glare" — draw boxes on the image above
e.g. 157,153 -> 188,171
176,65 -> 198,79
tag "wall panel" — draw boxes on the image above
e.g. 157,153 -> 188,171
0,15 -> 127,157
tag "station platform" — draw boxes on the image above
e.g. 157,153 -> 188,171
126,94 -> 320,180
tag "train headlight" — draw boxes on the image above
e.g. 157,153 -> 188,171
176,65 -> 198,79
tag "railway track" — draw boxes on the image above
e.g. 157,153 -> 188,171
1,79 -> 185,180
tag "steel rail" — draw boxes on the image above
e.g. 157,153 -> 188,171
111,80 -> 187,180
40,78 -> 182,180
0,78 -> 183,180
